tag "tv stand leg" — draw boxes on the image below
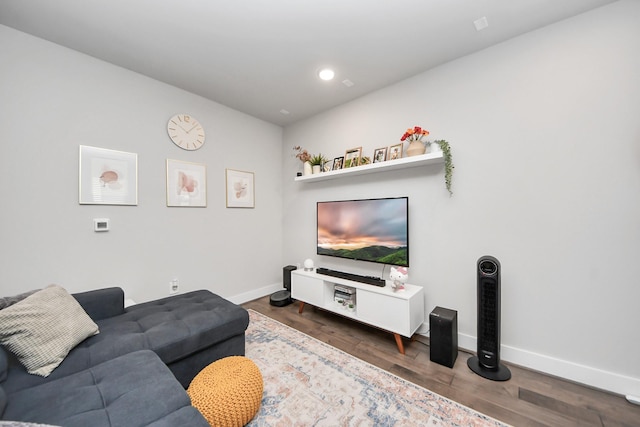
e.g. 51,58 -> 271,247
393,333 -> 405,354
298,301 -> 305,314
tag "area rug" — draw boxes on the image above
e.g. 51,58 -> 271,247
245,309 -> 509,427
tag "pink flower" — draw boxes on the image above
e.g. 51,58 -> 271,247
401,126 -> 430,142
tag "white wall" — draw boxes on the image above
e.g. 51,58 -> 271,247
0,25 -> 284,304
282,0 -> 640,396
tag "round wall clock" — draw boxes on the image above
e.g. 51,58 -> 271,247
167,114 -> 205,150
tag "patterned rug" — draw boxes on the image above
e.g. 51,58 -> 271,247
245,310 -> 510,427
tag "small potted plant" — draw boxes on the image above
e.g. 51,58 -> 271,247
348,303 -> 355,312
309,153 -> 328,174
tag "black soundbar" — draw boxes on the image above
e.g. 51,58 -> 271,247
316,267 -> 386,287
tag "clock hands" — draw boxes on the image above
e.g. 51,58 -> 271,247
185,123 -> 199,134
174,123 -> 199,134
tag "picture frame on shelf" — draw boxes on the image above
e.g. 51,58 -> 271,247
388,143 -> 403,161
344,147 -> 362,168
166,159 -> 207,207
373,147 -> 387,163
79,145 -> 138,205
226,168 -> 255,208
332,156 -> 344,171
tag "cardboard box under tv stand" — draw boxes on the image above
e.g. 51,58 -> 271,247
291,268 -> 424,354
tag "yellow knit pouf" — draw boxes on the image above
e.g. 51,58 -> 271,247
187,356 -> 263,427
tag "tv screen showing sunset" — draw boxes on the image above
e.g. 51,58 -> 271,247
317,197 -> 408,267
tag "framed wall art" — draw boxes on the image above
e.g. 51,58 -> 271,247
388,143 -> 403,161
344,147 -> 362,168
79,145 -> 138,205
373,147 -> 388,163
226,168 -> 255,208
166,159 -> 207,207
332,156 -> 344,171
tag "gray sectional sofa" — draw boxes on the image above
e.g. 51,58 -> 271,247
0,286 -> 250,426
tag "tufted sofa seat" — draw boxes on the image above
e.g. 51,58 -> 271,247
2,350 -> 207,427
1,287 -> 250,426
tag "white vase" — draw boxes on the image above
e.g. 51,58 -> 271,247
303,161 -> 312,175
406,140 -> 426,157
429,142 -> 441,154
312,165 -> 321,174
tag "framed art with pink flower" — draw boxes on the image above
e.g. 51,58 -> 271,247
79,145 -> 138,205
226,168 -> 255,208
166,159 -> 207,207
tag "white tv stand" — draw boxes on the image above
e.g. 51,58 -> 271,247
291,268 -> 425,354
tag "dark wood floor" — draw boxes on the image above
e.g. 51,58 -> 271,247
243,296 -> 640,427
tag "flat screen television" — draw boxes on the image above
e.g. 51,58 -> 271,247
317,197 -> 409,267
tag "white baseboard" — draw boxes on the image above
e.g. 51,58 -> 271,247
626,395 -> 640,405
229,296 -> 640,397
227,282 -> 282,305
457,332 -> 640,397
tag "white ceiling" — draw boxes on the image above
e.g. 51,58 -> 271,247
0,0 -> 616,126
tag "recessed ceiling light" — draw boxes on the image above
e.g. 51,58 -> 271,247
318,68 -> 335,81
474,16 -> 489,31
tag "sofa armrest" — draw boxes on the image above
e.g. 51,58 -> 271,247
73,287 -> 125,321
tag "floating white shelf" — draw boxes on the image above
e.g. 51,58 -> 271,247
294,152 -> 444,183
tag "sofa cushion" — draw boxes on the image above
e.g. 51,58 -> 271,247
0,347 -> 6,418
0,385 -> 6,419
64,290 -> 249,370
0,286 -> 99,377
0,347 -> 7,383
1,290 -> 248,394
72,287 -> 124,321
2,350 -> 208,427
0,422 -> 60,426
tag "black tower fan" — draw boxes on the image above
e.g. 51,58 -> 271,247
270,265 -> 296,307
467,255 -> 511,381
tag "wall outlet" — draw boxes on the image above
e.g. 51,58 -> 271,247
169,278 -> 179,294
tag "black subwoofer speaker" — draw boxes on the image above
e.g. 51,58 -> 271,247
270,265 -> 296,307
467,255 -> 511,381
429,306 -> 458,368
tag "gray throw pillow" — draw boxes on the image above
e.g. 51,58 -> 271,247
0,285 -> 99,377
0,289 -> 40,310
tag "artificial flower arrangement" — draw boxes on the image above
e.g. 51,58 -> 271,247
293,146 -> 311,163
400,126 -> 454,196
400,126 -> 430,142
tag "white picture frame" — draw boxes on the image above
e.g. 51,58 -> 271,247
166,159 -> 207,207
79,145 -> 138,205
226,168 -> 255,208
